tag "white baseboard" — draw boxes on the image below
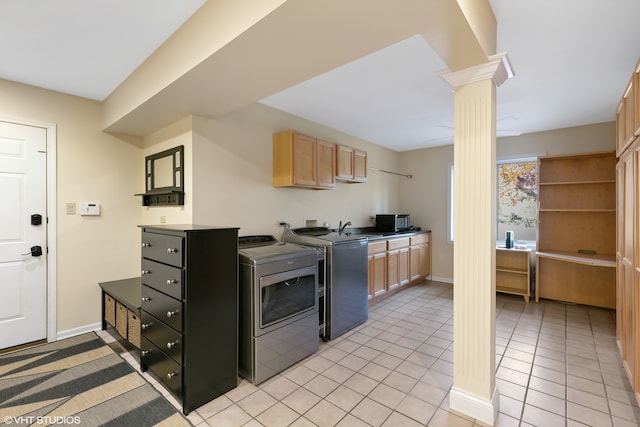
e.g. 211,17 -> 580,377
56,322 -> 102,341
429,275 -> 453,284
449,385 -> 499,425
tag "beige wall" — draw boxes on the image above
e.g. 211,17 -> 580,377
0,79 -> 142,333
140,117 -> 194,226
398,121 -> 616,282
191,103 -> 402,235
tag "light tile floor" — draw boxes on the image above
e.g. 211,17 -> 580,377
100,280 -> 640,426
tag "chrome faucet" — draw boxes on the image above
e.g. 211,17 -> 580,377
338,220 -> 351,234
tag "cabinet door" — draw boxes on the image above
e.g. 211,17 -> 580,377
625,79 -> 635,147
420,243 -> 430,277
634,61 -> 640,137
617,99 -> 626,156
398,247 -> 410,286
292,133 -> 317,186
617,80 -> 635,156
353,149 -> 367,181
368,252 -> 387,297
387,250 -> 400,290
409,245 -> 421,282
316,139 -> 336,188
336,145 -> 354,180
616,160 -> 624,345
409,242 -> 429,282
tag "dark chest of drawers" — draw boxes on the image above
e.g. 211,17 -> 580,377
139,224 -> 238,415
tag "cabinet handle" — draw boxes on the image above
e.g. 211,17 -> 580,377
141,349 -> 151,356
166,247 -> 178,254
142,297 -> 151,302
141,270 -> 150,275
167,371 -> 179,380
142,243 -> 152,247
166,279 -> 178,285
141,322 -> 152,330
167,309 -> 180,318
166,340 -> 179,349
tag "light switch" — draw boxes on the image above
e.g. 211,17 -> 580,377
79,202 -> 100,216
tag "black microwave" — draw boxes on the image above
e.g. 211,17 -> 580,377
376,214 -> 410,232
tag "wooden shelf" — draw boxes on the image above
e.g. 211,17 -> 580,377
496,247 -> 531,302
135,189 -> 185,206
538,150 -> 616,183
539,180 -> 615,186
536,251 -> 615,267
539,209 -> 615,213
536,150 -> 616,309
496,266 -> 528,274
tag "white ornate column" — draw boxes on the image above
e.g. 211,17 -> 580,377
440,53 -> 513,426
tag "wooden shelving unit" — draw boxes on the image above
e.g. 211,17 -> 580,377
496,247 -> 531,302
536,151 -> 616,309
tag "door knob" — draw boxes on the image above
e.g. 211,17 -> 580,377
31,214 -> 42,225
21,246 -> 43,257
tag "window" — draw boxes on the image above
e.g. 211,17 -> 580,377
448,155 -> 540,243
496,158 -> 538,241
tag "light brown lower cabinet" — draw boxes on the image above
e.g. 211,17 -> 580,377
387,238 -> 410,290
410,233 -> 430,282
368,232 -> 431,304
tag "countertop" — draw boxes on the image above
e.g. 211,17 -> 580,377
337,228 -> 431,242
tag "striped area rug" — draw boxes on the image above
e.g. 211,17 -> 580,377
0,333 -> 191,426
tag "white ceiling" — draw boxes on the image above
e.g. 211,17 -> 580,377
2,0 -> 640,151
0,0 -> 206,100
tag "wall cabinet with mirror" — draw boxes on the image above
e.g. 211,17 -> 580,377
136,145 -> 185,206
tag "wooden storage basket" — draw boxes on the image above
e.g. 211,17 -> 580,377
127,310 -> 141,348
104,294 -> 116,327
115,302 -> 128,339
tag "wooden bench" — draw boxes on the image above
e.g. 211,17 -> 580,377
99,277 -> 141,348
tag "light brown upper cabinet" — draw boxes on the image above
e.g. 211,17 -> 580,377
617,59 -> 640,156
617,78 -> 635,156
273,130 -> 336,189
336,144 -> 367,183
634,60 -> 640,138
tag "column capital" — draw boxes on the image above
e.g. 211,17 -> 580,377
439,52 -> 514,89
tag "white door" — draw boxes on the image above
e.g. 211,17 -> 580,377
0,121 -> 47,349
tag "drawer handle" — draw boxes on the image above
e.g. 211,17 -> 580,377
142,242 -> 152,247
166,279 -> 178,285
167,371 -> 179,380
142,297 -> 151,302
141,349 -> 151,356
166,340 -> 179,349
167,309 -> 180,318
141,322 -> 152,330
166,247 -> 178,254
141,270 -> 150,275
